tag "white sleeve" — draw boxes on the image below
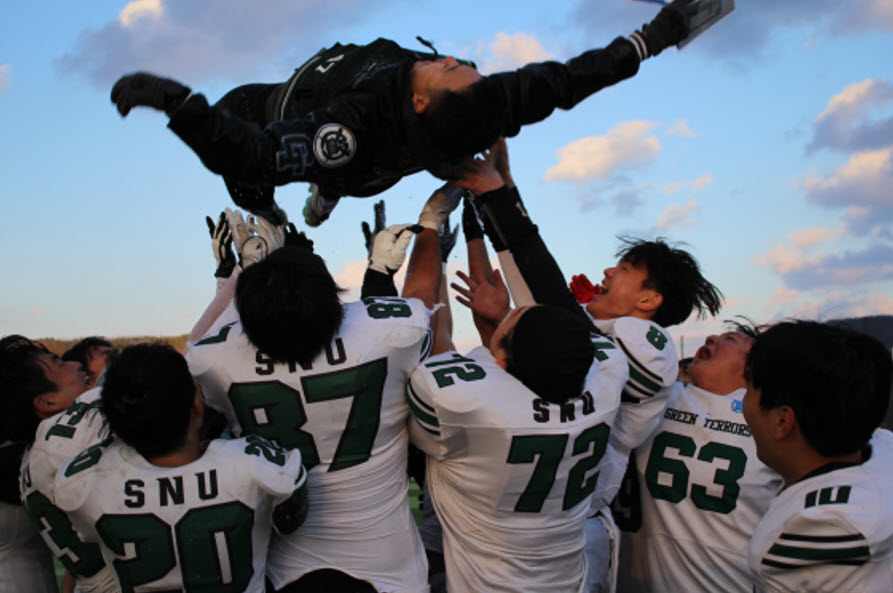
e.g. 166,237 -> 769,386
604,318 -> 678,453
405,364 -> 447,460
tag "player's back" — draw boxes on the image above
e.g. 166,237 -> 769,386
620,382 -> 782,592
186,296 -> 432,590
54,436 -> 303,593
748,428 -> 893,593
19,388 -> 117,593
407,334 -> 628,593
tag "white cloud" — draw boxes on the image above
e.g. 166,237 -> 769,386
57,0 -> 379,85
0,64 -> 10,94
478,32 -> 555,74
765,287 -> 799,307
754,226 -> 841,275
333,259 -> 368,302
805,147 -> 893,207
662,173 -> 713,194
807,78 -> 893,153
653,200 -> 700,231
666,119 -> 696,138
119,0 -> 164,27
544,121 -> 659,183
789,227 -> 838,248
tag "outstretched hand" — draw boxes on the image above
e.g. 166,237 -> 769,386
206,212 -> 235,278
451,269 -> 511,323
111,72 -> 191,117
369,223 -> 424,276
361,200 -> 387,256
439,215 -> 460,263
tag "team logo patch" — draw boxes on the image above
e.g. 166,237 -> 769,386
276,134 -> 313,177
313,123 -> 356,168
731,399 -> 743,413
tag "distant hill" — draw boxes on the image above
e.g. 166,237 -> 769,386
828,315 -> 893,349
40,335 -> 190,356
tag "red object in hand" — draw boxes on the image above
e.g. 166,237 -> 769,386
569,274 -> 598,304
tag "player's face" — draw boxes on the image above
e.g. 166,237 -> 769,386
489,305 -> 531,363
686,332 -> 753,395
584,259 -> 652,320
410,57 -> 482,98
36,352 -> 89,416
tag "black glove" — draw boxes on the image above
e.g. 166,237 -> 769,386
642,0 -> 695,57
111,72 -> 191,117
361,200 -> 387,256
206,213 -> 235,279
461,196 -> 484,242
440,215 -> 459,263
284,222 -> 315,252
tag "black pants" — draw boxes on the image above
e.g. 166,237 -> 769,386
269,570 -> 377,593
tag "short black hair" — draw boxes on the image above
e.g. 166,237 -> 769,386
419,77 -> 504,166
62,336 -> 113,366
236,246 -> 345,367
617,237 -> 722,328
0,335 -> 56,443
62,336 -> 114,383
745,320 -> 892,457
101,342 -> 196,459
504,306 -> 596,404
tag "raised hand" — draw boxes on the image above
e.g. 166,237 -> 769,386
451,268 -> 511,324
111,72 -> 191,117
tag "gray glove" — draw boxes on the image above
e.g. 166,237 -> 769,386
111,72 -> 191,117
418,183 -> 464,231
642,0 -> 696,56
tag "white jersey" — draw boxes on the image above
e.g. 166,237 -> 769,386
0,500 -> 57,593
587,317 -> 676,514
406,336 -> 628,593
54,436 -> 304,593
19,388 -> 117,593
617,383 -> 783,593
748,429 -> 893,593
185,296 -> 432,592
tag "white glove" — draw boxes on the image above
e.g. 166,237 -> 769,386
369,224 -> 423,275
226,207 -> 287,268
225,208 -> 251,259
242,215 -> 286,268
418,183 -> 464,231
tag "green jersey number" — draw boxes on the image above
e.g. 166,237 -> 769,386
362,297 -> 412,319
507,423 -> 610,512
95,502 -> 254,593
45,400 -> 92,440
644,430 -> 747,514
24,491 -> 105,578
425,352 -> 486,388
228,358 -> 387,472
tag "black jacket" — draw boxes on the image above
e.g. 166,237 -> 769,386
168,36 -> 639,198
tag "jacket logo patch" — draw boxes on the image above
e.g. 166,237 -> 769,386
313,124 -> 356,168
276,134 -> 313,177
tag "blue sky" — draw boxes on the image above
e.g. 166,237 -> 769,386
2,0 -> 892,355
